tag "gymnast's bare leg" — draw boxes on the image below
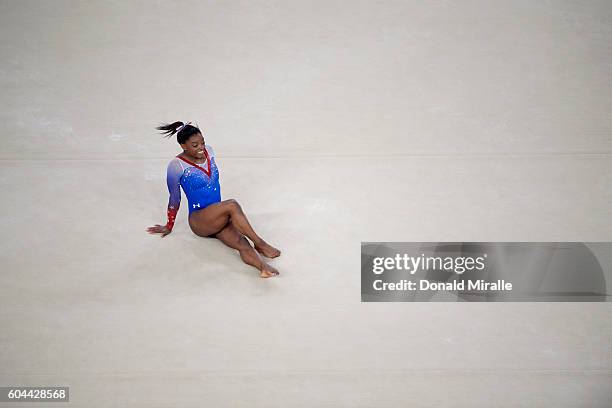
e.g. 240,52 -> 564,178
189,199 -> 281,258
210,221 -> 279,278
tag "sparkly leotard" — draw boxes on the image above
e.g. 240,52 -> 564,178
166,144 -> 221,216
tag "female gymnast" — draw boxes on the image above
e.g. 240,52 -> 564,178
146,121 -> 281,278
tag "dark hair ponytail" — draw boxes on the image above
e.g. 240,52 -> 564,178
155,121 -> 201,144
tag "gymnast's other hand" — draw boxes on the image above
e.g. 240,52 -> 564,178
146,224 -> 172,237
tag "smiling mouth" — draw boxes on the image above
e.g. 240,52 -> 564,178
197,149 -> 204,154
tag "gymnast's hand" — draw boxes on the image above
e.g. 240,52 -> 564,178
146,224 -> 171,237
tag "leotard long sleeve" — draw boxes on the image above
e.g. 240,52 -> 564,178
165,160 -> 182,230
165,144 -> 221,230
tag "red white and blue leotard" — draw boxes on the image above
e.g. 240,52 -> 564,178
165,144 -> 221,230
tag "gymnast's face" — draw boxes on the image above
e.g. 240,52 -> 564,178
181,133 -> 207,160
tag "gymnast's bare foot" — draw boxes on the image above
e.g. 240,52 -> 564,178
255,241 -> 281,258
260,263 -> 279,278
